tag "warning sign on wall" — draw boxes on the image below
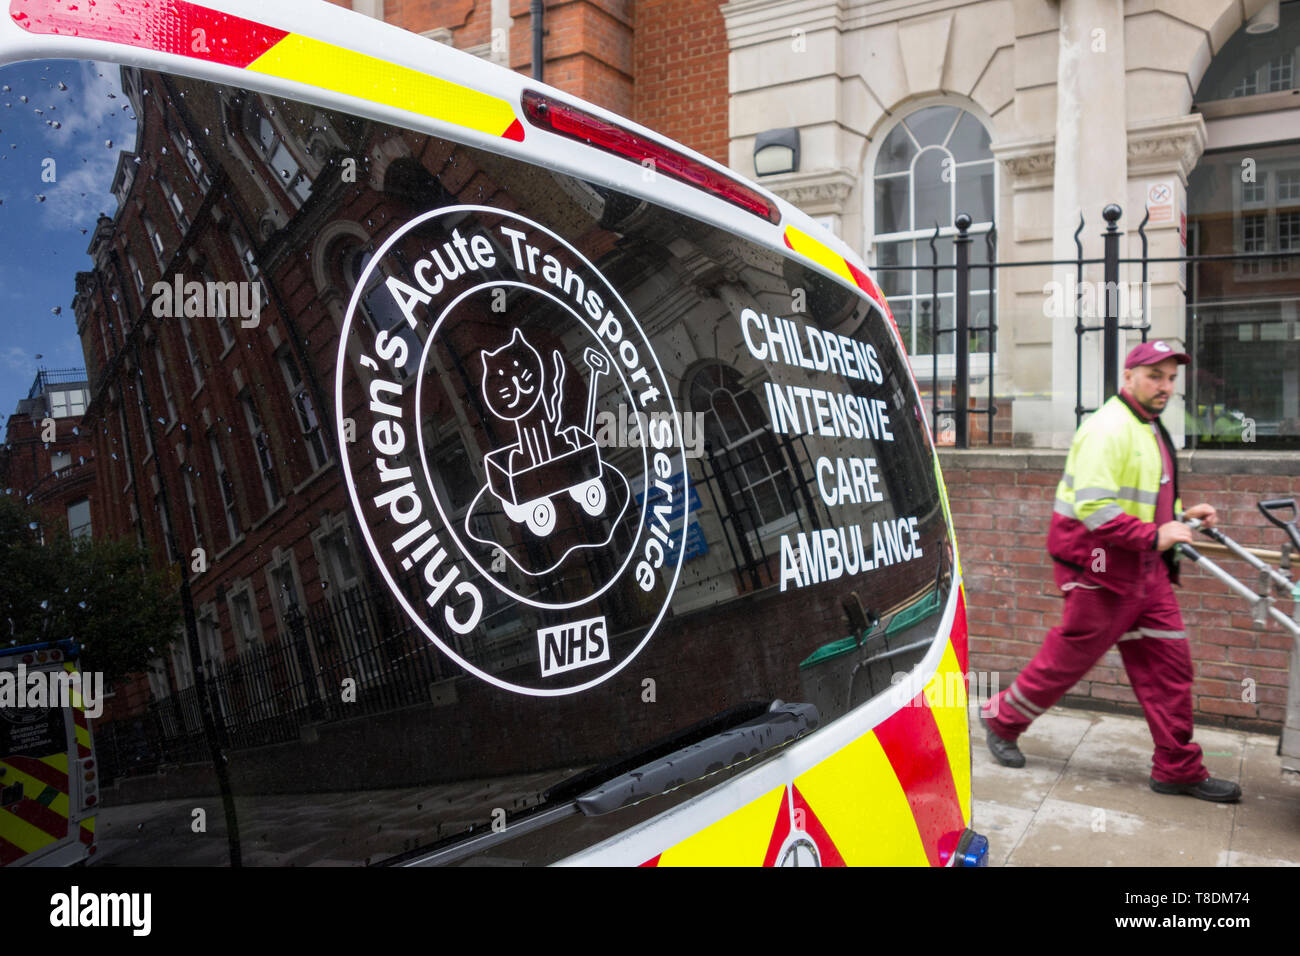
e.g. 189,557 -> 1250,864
1146,180 -> 1176,225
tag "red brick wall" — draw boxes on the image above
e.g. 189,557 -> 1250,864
941,450 -> 1299,732
510,0 -> 635,117
632,0 -> 728,165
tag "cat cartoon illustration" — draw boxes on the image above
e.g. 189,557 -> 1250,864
480,329 -> 573,470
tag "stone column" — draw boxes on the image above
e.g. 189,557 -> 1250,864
1049,0 -> 1127,447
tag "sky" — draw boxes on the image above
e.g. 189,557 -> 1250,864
0,58 -> 137,432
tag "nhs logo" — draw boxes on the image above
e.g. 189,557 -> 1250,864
537,616 -> 609,677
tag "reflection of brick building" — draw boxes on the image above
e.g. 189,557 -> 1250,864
1,369 -> 97,539
75,65 -> 369,724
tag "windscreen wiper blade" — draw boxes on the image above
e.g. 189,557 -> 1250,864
394,699 -> 817,866
574,700 -> 819,816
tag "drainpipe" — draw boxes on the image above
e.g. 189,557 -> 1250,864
531,0 -> 544,81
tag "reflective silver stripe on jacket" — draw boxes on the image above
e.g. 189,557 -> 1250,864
1074,486 -> 1158,507
1118,628 -> 1187,641
1081,503 -> 1124,530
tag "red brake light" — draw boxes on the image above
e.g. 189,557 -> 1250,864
521,90 -> 781,225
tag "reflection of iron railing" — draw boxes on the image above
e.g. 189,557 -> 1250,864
28,366 -> 88,398
699,428 -> 819,590
98,585 -> 457,783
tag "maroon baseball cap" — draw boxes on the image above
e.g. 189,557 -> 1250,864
1125,340 -> 1190,369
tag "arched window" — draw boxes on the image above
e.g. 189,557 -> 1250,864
870,105 -> 995,371
688,362 -> 798,533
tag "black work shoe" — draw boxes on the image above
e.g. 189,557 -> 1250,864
979,712 -> 1025,768
1149,776 -> 1242,803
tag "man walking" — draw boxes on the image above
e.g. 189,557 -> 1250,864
980,340 -> 1242,802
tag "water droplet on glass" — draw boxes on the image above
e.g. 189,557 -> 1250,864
57,81 -> 68,91
19,95 -> 27,103
105,139 -> 112,148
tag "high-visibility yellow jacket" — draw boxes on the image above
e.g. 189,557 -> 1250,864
1047,390 -> 1182,593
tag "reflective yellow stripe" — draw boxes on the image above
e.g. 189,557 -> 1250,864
933,455 -> 961,581
0,811 -> 62,854
794,731 -> 928,865
0,762 -> 70,818
81,815 -> 96,834
783,225 -> 856,286
247,34 -> 520,138
39,752 -> 69,774
923,641 -> 972,826
655,785 -> 785,866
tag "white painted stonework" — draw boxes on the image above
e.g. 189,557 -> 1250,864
720,0 -> 1280,447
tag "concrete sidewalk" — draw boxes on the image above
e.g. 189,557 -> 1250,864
970,701 -> 1300,866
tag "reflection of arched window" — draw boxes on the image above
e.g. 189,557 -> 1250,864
871,104 -> 995,363
1186,1 -> 1300,449
344,246 -> 421,381
688,362 -> 797,532
1196,3 -> 1299,101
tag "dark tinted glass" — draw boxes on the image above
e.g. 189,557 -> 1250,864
0,59 -> 952,865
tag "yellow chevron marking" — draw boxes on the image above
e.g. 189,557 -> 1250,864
793,730 -> 928,865
655,785 -> 785,867
0,811 -> 62,854
924,641 -> 972,826
784,225 -> 855,285
0,763 -> 70,819
39,752 -> 69,774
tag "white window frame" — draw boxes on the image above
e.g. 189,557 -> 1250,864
865,99 -> 997,384
277,346 -> 329,471
240,389 -> 280,510
209,432 -> 240,545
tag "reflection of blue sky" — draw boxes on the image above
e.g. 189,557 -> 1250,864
0,59 -> 137,431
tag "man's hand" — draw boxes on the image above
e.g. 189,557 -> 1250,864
1182,503 -> 1218,528
1157,521 -> 1195,551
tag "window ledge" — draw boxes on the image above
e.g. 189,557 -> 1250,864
292,461 -> 335,497
248,498 -> 286,535
213,533 -> 246,564
1196,89 -> 1300,120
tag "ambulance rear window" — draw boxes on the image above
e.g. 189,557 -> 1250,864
0,59 -> 951,866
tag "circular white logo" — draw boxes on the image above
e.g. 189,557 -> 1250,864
1153,340 -> 1171,352
335,206 -> 688,696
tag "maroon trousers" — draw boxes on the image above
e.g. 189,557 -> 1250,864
981,559 -> 1209,784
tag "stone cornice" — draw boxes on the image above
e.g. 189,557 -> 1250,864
992,136 -> 1055,188
758,167 -> 857,213
721,0 -> 846,47
1125,115 -> 1207,182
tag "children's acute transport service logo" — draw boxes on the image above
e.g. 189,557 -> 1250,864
335,205 -> 688,697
